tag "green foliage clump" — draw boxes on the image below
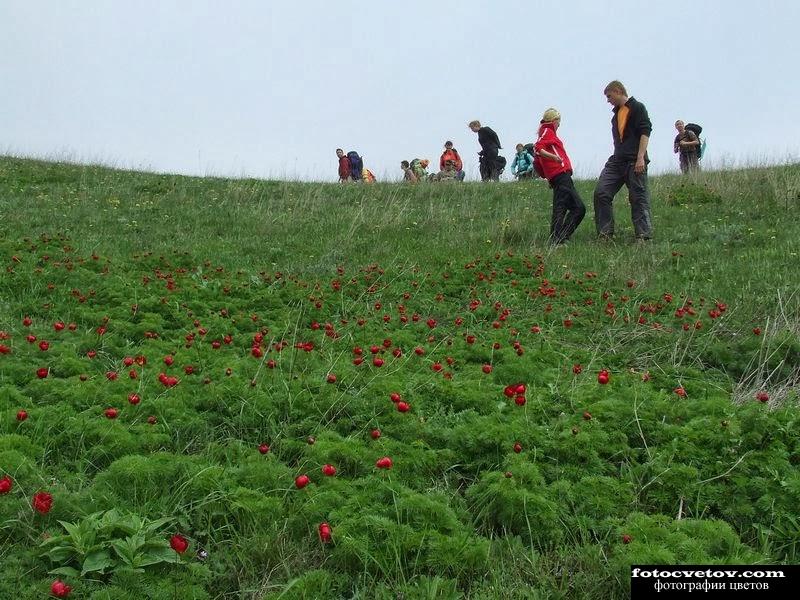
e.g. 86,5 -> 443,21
262,569 -> 347,600
666,182 -> 722,206
611,513 -> 766,594
466,464 -> 564,548
327,481 -> 489,581
40,508 -> 183,578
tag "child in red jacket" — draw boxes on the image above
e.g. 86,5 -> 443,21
534,108 -> 586,245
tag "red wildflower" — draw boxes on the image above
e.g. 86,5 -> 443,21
170,534 -> 189,553
33,491 -> 53,514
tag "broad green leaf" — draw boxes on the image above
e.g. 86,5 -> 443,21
40,534 -> 70,547
81,549 -> 115,575
126,533 -> 146,551
119,514 -> 143,535
111,539 -> 136,565
59,520 -> 82,541
143,516 -> 174,535
138,545 -> 181,566
48,566 -> 80,578
45,546 -> 75,563
99,508 -> 120,525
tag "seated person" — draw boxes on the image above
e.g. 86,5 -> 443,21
439,141 -> 466,181
401,160 -> 418,183
433,159 -> 460,182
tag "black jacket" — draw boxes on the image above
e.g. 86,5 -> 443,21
611,97 -> 652,161
478,127 -> 502,153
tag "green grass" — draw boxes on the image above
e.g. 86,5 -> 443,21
0,156 -> 798,598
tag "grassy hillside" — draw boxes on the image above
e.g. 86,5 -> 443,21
0,157 -> 798,598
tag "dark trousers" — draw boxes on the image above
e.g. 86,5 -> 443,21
593,156 -> 652,239
679,152 -> 700,174
549,172 -> 586,244
479,148 -> 501,181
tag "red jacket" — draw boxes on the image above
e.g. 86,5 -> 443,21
338,156 -> 351,179
534,122 -> 572,181
439,148 -> 463,172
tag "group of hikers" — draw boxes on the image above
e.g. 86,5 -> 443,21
400,142 -> 467,183
336,80 -> 705,246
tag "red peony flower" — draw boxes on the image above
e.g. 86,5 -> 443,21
33,491 -> 53,514
375,456 -> 393,469
170,534 -> 189,553
50,579 -> 72,597
318,522 -> 332,543
0,475 -> 13,494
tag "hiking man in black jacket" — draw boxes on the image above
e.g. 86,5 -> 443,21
469,120 -> 504,181
593,81 -> 653,241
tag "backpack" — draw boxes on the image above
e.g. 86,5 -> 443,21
496,156 -> 506,171
516,150 -> 533,173
362,168 -> 376,183
410,158 -> 428,180
347,151 -> 363,179
525,143 -> 546,178
685,123 -> 703,159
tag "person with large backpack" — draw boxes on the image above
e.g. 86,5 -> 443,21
534,108 -> 586,246
468,120 -> 505,181
346,151 -> 364,181
674,120 -> 701,173
410,158 -> 430,181
511,143 -> 535,179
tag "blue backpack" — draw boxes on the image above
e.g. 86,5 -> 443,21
347,151 -> 363,179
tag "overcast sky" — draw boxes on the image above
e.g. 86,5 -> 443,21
2,1 -> 799,181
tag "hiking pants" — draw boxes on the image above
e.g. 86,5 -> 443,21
480,148 -> 501,181
549,172 -> 586,244
679,152 -> 700,174
593,157 -> 652,239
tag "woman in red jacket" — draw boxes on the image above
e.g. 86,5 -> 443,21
534,108 -> 586,245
